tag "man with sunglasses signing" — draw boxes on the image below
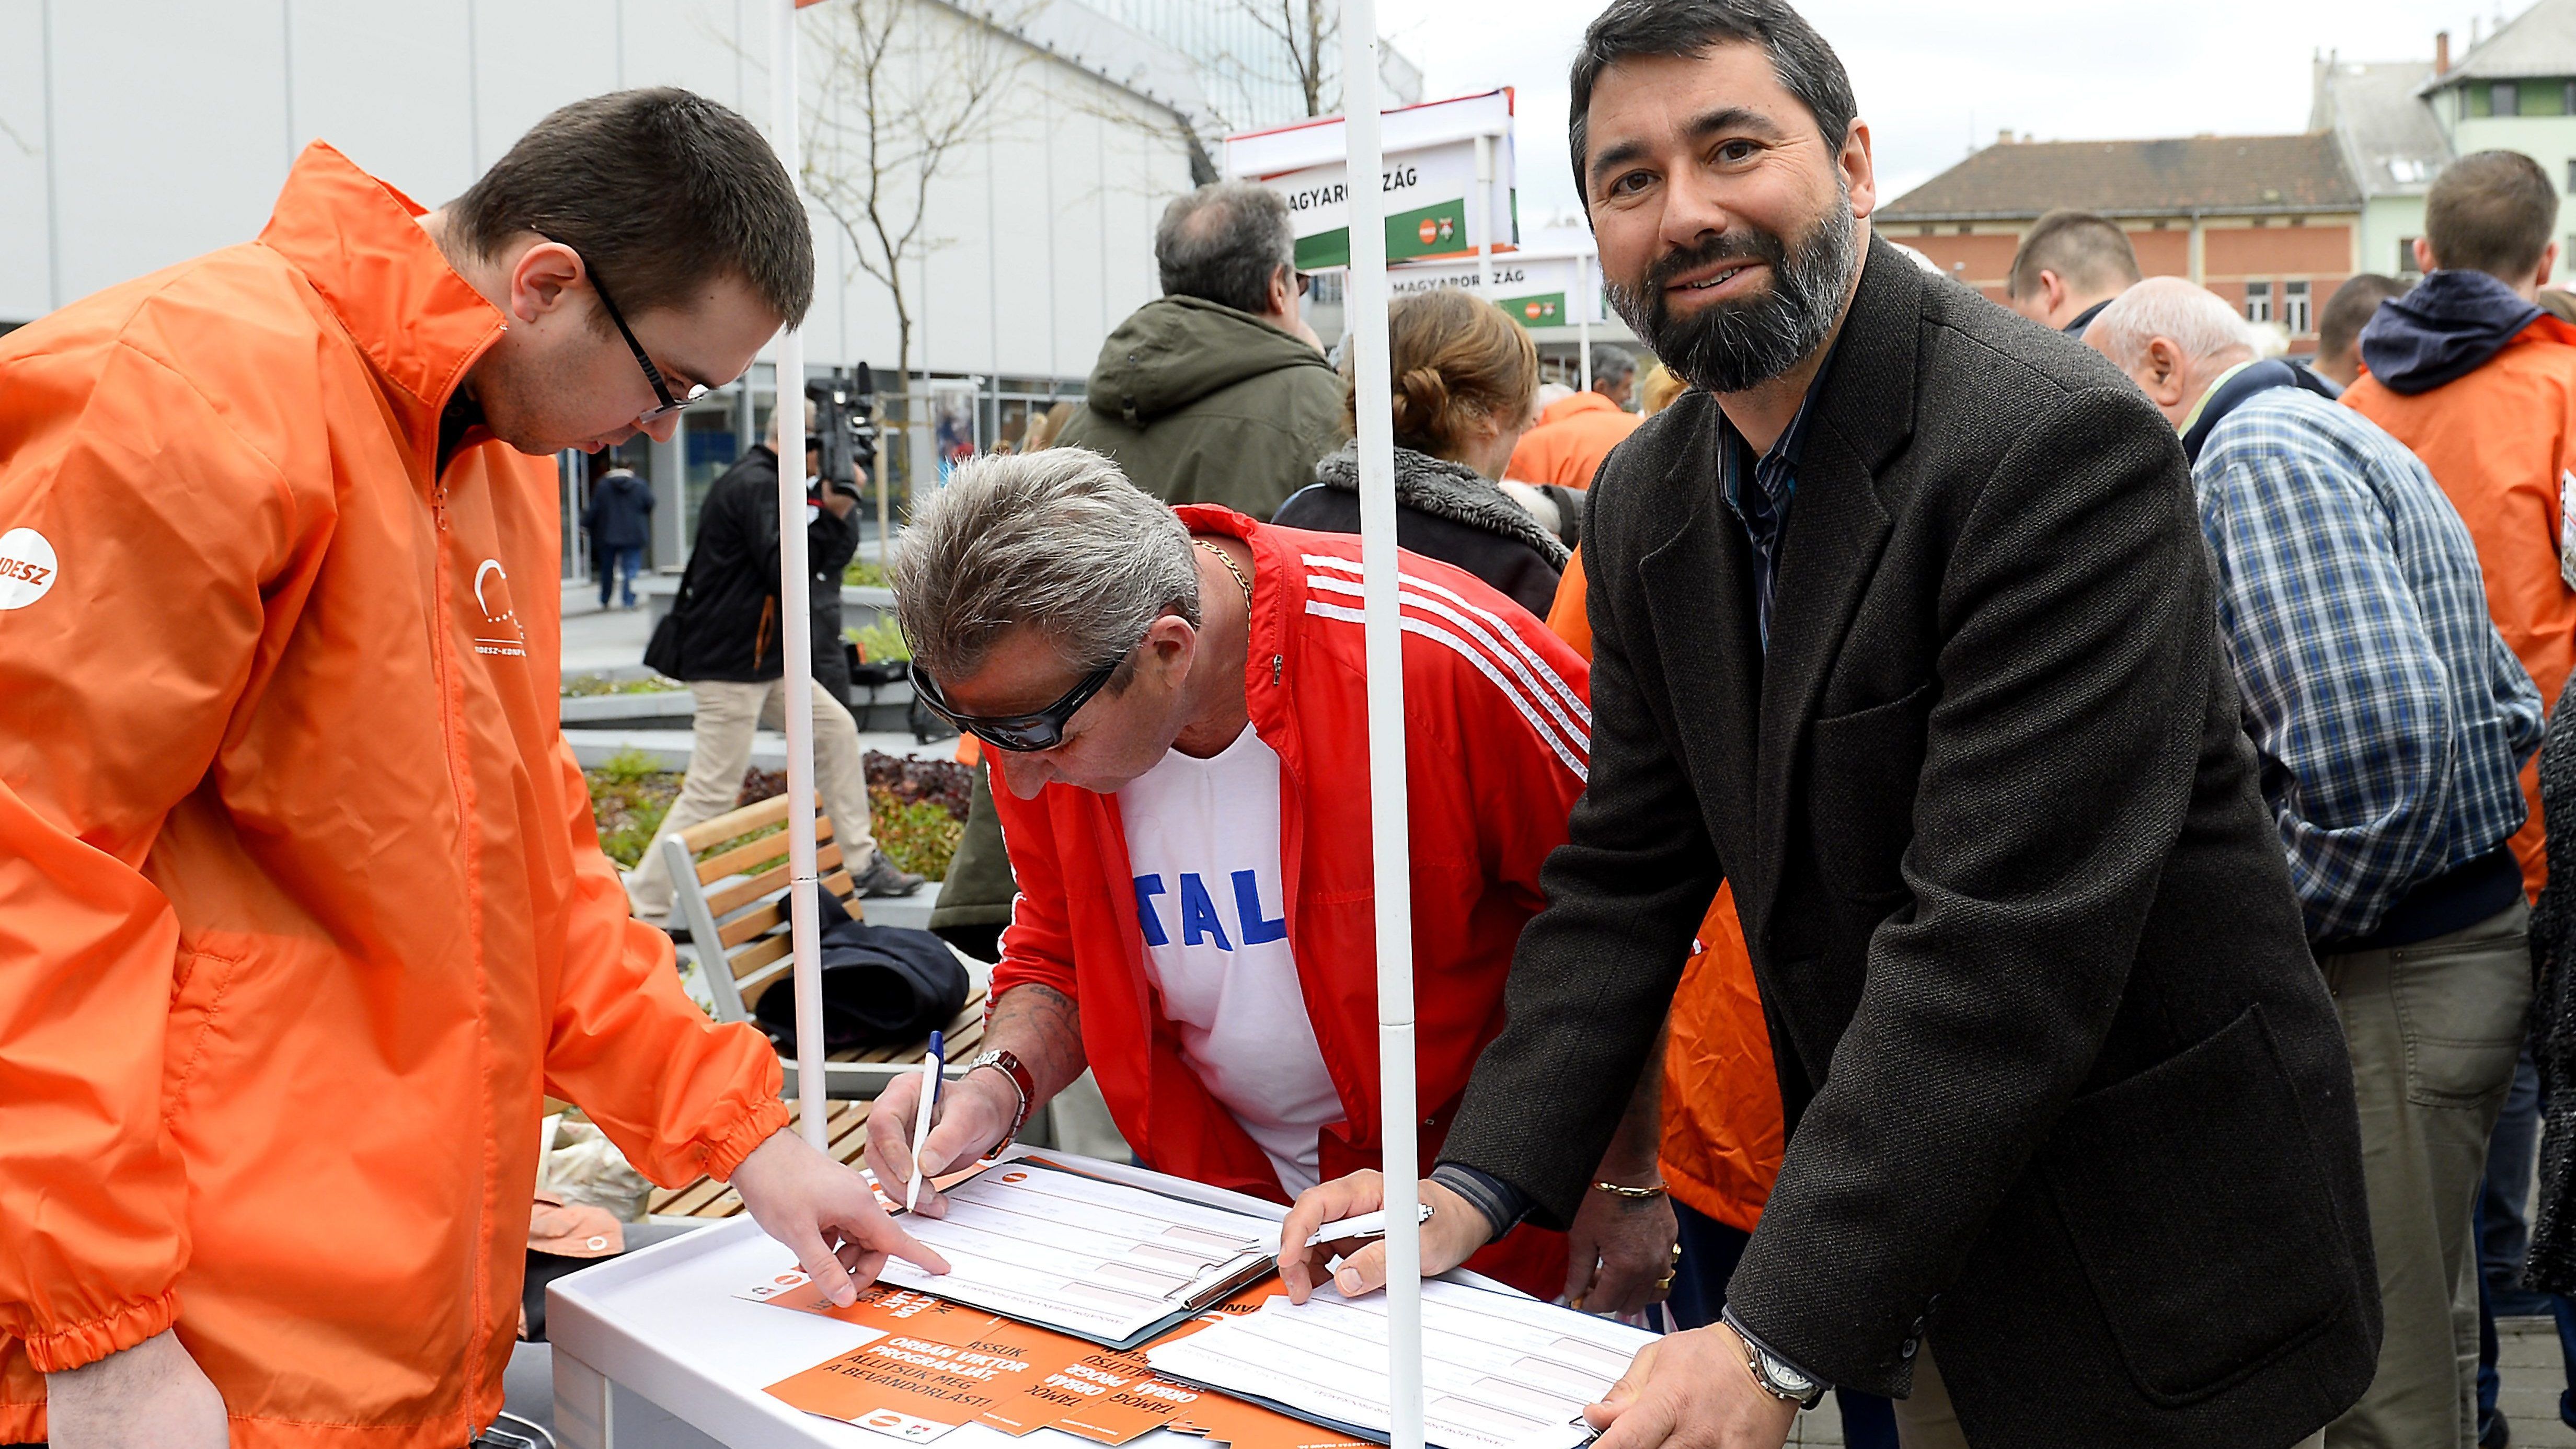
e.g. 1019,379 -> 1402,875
865,448 -> 1670,1307
0,90 -> 944,1449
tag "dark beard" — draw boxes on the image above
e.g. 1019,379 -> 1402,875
1605,196 -> 1858,395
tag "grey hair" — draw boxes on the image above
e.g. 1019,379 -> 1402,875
2087,277 -> 2257,374
893,447 -> 1201,688
1155,182 -> 1295,315
1589,344 -> 1637,384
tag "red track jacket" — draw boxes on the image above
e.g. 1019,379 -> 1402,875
989,507 -> 1591,1294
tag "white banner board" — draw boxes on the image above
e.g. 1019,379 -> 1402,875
1225,90 -> 1517,271
1385,251 -> 1605,328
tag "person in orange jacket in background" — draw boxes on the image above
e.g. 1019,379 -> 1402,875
1506,346 -> 1644,489
2345,150 -> 2576,902
0,91 -> 942,1449
1543,553 -> 1898,1447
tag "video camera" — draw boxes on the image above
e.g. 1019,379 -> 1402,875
806,368 -> 877,501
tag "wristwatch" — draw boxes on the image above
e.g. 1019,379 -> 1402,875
1737,1330 -> 1825,1410
966,1049 -> 1035,1144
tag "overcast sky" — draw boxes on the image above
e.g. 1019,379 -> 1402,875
1376,0 -> 2501,234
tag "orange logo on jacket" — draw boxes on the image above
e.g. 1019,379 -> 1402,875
472,558 -> 526,658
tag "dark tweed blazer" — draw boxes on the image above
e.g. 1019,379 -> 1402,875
1439,239 -> 2380,1447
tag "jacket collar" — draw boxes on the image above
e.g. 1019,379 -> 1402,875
2177,358 -> 2340,463
1172,504 -> 1302,742
1312,442 -> 1571,567
257,142 -> 511,475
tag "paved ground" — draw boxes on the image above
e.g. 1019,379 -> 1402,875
2497,1316 -> 2576,1447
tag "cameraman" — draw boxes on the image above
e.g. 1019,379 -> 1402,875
631,399 -> 923,919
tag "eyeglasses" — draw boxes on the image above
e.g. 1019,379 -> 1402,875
588,266 -> 710,425
1295,270 -> 1313,297
912,655 -> 1122,753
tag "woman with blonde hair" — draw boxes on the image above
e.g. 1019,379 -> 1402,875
1273,288 -> 1567,616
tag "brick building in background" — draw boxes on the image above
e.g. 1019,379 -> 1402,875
1882,132 -> 2361,353
1886,0 -> 2576,356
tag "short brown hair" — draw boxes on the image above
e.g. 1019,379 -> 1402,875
2426,151 -> 2559,280
1348,290 -> 1538,460
449,88 -> 813,329
2317,273 -> 2408,363
2008,210 -> 2142,301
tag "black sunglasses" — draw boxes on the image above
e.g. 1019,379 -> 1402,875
913,656 -> 1120,753
589,266 -> 710,424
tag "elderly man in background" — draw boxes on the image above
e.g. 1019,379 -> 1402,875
1509,343 -> 1646,489
2003,208 -> 2143,337
1056,181 -> 1345,517
862,449 -> 1682,1314
2093,277 -> 2543,1449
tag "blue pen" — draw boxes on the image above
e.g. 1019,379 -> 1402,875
903,1029 -> 945,1211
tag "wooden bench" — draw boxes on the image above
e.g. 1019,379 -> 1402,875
657,793 -> 987,1101
646,792 -> 999,1218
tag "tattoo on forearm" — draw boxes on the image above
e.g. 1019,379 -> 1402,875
987,983 -> 1087,1105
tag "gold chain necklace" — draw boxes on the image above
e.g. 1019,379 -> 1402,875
1195,538 -> 1253,614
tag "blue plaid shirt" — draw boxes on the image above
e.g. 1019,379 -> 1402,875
2194,386 -> 2543,941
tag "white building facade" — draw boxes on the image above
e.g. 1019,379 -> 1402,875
0,0 -> 1246,572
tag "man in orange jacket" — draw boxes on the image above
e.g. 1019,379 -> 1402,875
1506,347 -> 1643,489
2345,150 -> 2576,901
0,90 -> 941,1449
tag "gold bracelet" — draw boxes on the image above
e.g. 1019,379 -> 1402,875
1591,1180 -> 1668,1199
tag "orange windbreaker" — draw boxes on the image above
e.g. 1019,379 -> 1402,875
0,144 -> 789,1446
1506,393 -> 1642,491
1543,550 -> 1782,1233
2345,315 -> 2576,899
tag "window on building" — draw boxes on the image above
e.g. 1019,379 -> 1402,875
2496,82 -> 2521,117
2284,280 -> 2312,334
2566,79 -> 2576,114
2245,280 -> 2273,325
2399,237 -> 2423,274
2568,157 -> 2576,192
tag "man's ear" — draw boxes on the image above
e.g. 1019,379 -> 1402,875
508,239 -> 588,326
2144,337 -> 2188,407
1839,118 -> 1877,223
1267,265 -> 1297,321
2539,241 -> 2560,290
2414,236 -> 2440,274
2040,271 -> 2071,316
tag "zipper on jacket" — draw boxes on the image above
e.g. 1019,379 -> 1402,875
1272,654 -> 1283,686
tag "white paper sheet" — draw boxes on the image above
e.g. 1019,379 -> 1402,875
872,1160 -> 1280,1346
1146,1280 -> 1653,1449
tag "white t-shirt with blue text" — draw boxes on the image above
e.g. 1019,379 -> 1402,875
1116,724 -> 1342,1195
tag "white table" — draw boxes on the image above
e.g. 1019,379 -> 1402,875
547,1155 -> 1305,1449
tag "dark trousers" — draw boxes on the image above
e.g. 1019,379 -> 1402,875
594,543 -> 643,607
1663,1199 -> 1899,1448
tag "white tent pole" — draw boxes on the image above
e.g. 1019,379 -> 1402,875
1578,251 -> 1592,392
1340,9 -> 1425,1449
1473,133 -> 1493,297
772,0 -> 827,1153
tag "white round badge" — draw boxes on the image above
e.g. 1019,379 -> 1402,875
0,528 -> 57,611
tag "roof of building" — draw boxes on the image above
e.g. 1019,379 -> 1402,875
2312,59 -> 2452,197
2431,0 -> 2576,85
1880,132 -> 2362,222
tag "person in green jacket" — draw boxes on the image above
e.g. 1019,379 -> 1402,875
1055,181 -> 1347,517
